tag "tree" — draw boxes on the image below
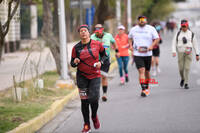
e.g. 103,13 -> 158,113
92,0 -> 116,28
0,0 -> 21,61
142,0 -> 174,21
41,0 -> 62,75
173,0 -> 186,2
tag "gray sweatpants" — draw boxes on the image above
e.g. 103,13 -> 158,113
177,52 -> 192,84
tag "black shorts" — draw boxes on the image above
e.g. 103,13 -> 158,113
152,47 -> 160,57
134,56 -> 152,71
100,59 -> 110,73
76,72 -> 101,101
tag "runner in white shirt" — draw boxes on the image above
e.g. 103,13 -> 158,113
128,16 -> 159,97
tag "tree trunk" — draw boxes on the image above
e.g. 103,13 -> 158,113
93,0 -> 115,30
53,0 -> 59,37
41,0 -> 61,75
0,38 -> 4,62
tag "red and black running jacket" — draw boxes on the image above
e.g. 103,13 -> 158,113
71,39 -> 107,79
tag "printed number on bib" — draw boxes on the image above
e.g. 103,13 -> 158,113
138,46 -> 148,53
185,47 -> 192,55
79,88 -> 88,99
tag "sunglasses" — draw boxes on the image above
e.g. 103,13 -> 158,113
181,26 -> 187,28
95,27 -> 103,30
139,18 -> 147,22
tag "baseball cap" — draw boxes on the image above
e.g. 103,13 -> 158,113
78,24 -> 90,32
181,19 -> 189,27
118,25 -> 125,30
94,24 -> 104,33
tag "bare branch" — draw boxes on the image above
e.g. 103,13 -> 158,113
3,0 -> 13,34
3,0 -> 21,36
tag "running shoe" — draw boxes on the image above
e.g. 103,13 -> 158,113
82,124 -> 91,133
102,93 -> 107,102
180,80 -> 184,87
141,89 -> 146,97
152,70 -> 157,76
184,84 -> 189,89
92,115 -> 101,129
125,74 -> 129,82
120,77 -> 125,85
145,87 -> 150,96
157,67 -> 161,73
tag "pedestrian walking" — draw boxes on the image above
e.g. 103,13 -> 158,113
115,25 -> 130,84
71,25 -> 108,133
172,19 -> 199,89
91,24 -> 120,101
151,22 -> 162,76
128,16 -> 160,97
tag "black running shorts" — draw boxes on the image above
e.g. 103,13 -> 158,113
134,56 -> 152,71
76,72 -> 101,102
152,47 -> 160,57
100,59 -> 110,73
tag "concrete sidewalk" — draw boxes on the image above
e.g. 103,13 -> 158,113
0,41 -> 77,91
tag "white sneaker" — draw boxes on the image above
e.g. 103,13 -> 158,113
156,67 -> 161,73
152,70 -> 157,76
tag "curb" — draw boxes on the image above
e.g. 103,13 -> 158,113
7,60 -> 118,133
7,89 -> 79,133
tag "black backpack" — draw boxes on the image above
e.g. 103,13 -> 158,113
74,41 -> 96,68
75,40 -> 109,66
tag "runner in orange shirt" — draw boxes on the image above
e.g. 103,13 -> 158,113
115,25 -> 130,84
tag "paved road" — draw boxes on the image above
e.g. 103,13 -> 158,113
38,1 -> 200,132
38,26 -> 200,133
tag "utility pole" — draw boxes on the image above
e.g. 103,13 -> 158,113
116,0 -> 121,26
80,0 -> 83,25
127,0 -> 132,31
58,0 -> 69,80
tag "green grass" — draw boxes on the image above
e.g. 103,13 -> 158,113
0,102 -> 49,133
0,71 -> 73,133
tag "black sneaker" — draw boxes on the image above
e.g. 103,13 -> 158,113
180,80 -> 184,87
141,90 -> 146,97
184,84 -> 189,89
125,76 -> 129,82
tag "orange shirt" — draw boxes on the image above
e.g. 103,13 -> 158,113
115,33 -> 129,56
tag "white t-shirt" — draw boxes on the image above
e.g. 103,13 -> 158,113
128,25 -> 159,56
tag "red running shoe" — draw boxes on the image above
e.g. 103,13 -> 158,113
82,124 -> 91,133
92,115 -> 101,129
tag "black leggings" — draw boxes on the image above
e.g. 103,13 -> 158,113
81,99 -> 99,124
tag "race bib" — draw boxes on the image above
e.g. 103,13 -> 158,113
185,47 -> 192,55
79,88 -> 88,99
138,46 -> 148,53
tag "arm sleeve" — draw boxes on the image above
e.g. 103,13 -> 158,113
110,34 -> 116,44
70,47 -> 78,67
172,32 -> 177,53
99,43 -> 108,63
192,35 -> 199,55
